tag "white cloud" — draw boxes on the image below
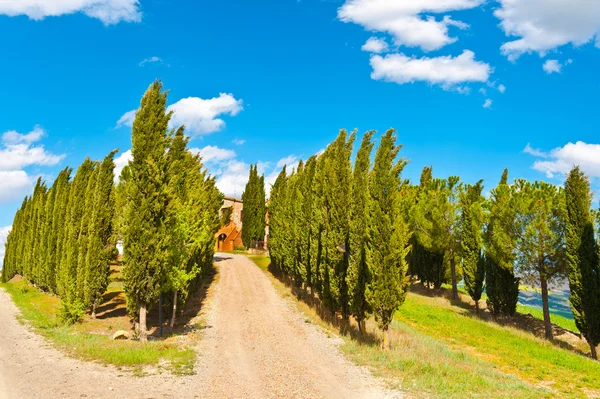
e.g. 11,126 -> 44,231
276,155 -> 298,169
527,141 -> 600,178
2,125 -> 45,145
0,171 -> 35,202
338,0 -> 482,51
113,149 -> 132,183
370,50 -> 491,88
523,143 -> 547,158
232,139 -> 246,146
495,0 -> 600,60
118,93 -> 243,134
168,93 -> 243,136
498,84 -> 506,93
0,226 -> 12,265
0,127 -> 64,171
362,37 -> 389,53
139,56 -> 162,67
0,126 -> 64,204
194,145 -> 237,163
482,99 -> 492,109
116,109 -> 137,128
0,0 -> 141,24
543,59 -> 562,74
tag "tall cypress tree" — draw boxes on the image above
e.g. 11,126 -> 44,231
485,169 -> 519,316
242,164 -> 267,248
347,131 -> 374,334
460,180 -> 485,311
46,168 -> 72,293
565,167 -> 600,359
123,81 -> 173,342
268,166 -> 288,273
76,163 -> 100,302
300,155 -> 317,291
59,159 -> 95,301
365,129 -> 410,349
84,150 -> 118,317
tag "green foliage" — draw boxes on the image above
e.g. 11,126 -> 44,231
84,150 -> 118,315
410,171 -> 462,290
460,180 -> 485,307
122,80 -> 173,321
365,129 -> 410,338
58,299 -> 86,325
347,131 -> 374,329
485,169 -> 519,316
564,166 -> 600,357
241,164 -> 266,247
219,206 -> 233,227
166,127 -> 222,324
268,128 -> 412,340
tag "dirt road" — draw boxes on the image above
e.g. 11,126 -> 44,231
0,253 -> 401,399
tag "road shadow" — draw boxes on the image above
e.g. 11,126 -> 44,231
146,262 -> 218,338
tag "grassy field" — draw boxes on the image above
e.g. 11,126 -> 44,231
0,264 -> 215,374
248,254 -> 600,399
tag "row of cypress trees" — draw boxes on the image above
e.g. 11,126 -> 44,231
266,129 -> 600,358
268,129 -> 411,348
119,81 -> 223,341
2,151 -> 118,321
2,81 -> 223,340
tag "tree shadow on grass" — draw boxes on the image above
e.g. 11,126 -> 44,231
410,282 -> 588,356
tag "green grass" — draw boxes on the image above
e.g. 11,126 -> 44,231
247,255 -> 600,399
442,283 -> 580,333
516,304 -> 578,333
1,280 -> 195,374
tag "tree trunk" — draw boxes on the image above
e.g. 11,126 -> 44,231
170,290 -> 178,329
360,319 -> 366,335
540,274 -> 553,341
91,303 -> 96,319
139,303 -> 148,343
357,318 -> 363,335
590,342 -> 598,360
475,300 -> 479,314
382,329 -> 389,351
450,250 -> 458,301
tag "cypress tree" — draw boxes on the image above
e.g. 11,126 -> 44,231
315,130 -> 355,319
242,164 -> 267,248
485,169 -> 519,316
269,166 -> 288,273
167,128 -> 223,328
347,131 -> 374,334
76,163 -> 100,302
365,129 -> 410,350
46,168 -> 72,293
59,159 -> 95,301
85,150 -> 118,317
460,180 -> 485,311
123,81 -> 173,342
300,156 -> 317,290
564,167 -> 600,359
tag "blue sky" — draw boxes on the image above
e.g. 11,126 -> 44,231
1,0 -> 600,249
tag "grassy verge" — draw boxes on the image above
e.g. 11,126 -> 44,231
248,255 -> 600,399
1,279 -> 196,375
442,283 -> 579,333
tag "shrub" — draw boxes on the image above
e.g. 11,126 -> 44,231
234,245 -> 247,252
58,299 -> 86,325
